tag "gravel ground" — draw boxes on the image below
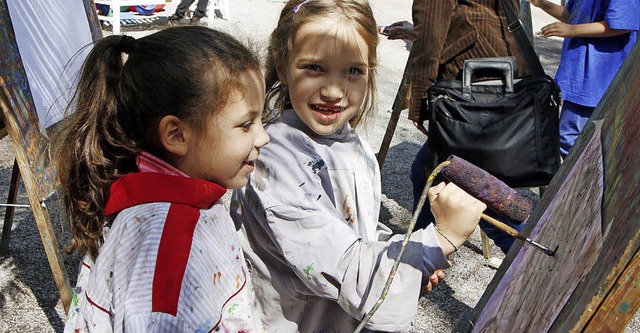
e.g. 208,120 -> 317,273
0,0 -> 638,332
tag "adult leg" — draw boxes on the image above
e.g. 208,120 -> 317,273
193,0 -> 210,18
410,142 -> 437,230
168,0 -> 195,24
559,100 -> 594,158
174,0 -> 196,17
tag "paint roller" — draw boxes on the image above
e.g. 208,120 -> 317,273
441,155 -> 557,257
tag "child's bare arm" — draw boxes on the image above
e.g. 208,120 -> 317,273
539,20 -> 634,38
528,0 -> 570,22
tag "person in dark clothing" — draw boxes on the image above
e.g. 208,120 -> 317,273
168,0 -> 210,25
385,0 -> 529,254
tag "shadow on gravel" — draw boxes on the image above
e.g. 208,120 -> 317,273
0,163 -> 79,332
380,140 -> 422,211
424,281 -> 473,324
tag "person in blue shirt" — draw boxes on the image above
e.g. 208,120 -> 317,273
529,0 -> 639,158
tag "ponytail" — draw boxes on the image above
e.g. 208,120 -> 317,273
53,35 -> 138,259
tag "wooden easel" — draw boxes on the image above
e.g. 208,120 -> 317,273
0,0 -> 102,314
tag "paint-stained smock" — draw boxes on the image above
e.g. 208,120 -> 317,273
231,110 -> 451,332
66,152 -> 263,333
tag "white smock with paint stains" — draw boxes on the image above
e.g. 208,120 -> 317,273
231,109 -> 450,332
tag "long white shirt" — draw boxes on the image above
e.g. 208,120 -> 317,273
231,110 -> 450,332
67,153 -> 263,332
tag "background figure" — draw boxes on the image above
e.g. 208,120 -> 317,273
168,0 -> 210,25
231,0 -> 486,331
386,0 -> 530,254
529,0 -> 639,158
379,20 -> 413,40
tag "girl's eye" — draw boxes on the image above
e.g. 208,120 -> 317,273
347,67 -> 365,76
241,121 -> 254,131
305,64 -> 323,72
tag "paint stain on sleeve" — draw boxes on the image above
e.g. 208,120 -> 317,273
213,272 -> 222,285
303,263 -> 314,280
307,159 -> 326,174
342,195 -> 356,224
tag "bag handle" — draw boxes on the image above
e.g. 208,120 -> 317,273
462,57 -> 515,96
499,0 -> 546,77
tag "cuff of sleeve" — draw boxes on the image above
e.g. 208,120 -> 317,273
420,224 -> 451,274
606,17 -> 640,31
408,96 -> 423,122
409,83 -> 428,122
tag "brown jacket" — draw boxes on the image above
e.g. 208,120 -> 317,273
408,0 -> 527,122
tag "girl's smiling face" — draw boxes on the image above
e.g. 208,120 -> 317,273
280,17 -> 370,136
178,70 -> 270,189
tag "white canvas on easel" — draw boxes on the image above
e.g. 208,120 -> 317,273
7,0 -> 93,133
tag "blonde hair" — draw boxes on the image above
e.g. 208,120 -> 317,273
264,0 -> 379,128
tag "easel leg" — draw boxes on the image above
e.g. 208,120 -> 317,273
539,186 -> 546,197
481,229 -> 491,259
376,57 -> 412,168
0,158 -> 20,254
31,200 -> 72,314
0,157 -> 71,312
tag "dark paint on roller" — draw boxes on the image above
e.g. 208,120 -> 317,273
441,155 -> 534,222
